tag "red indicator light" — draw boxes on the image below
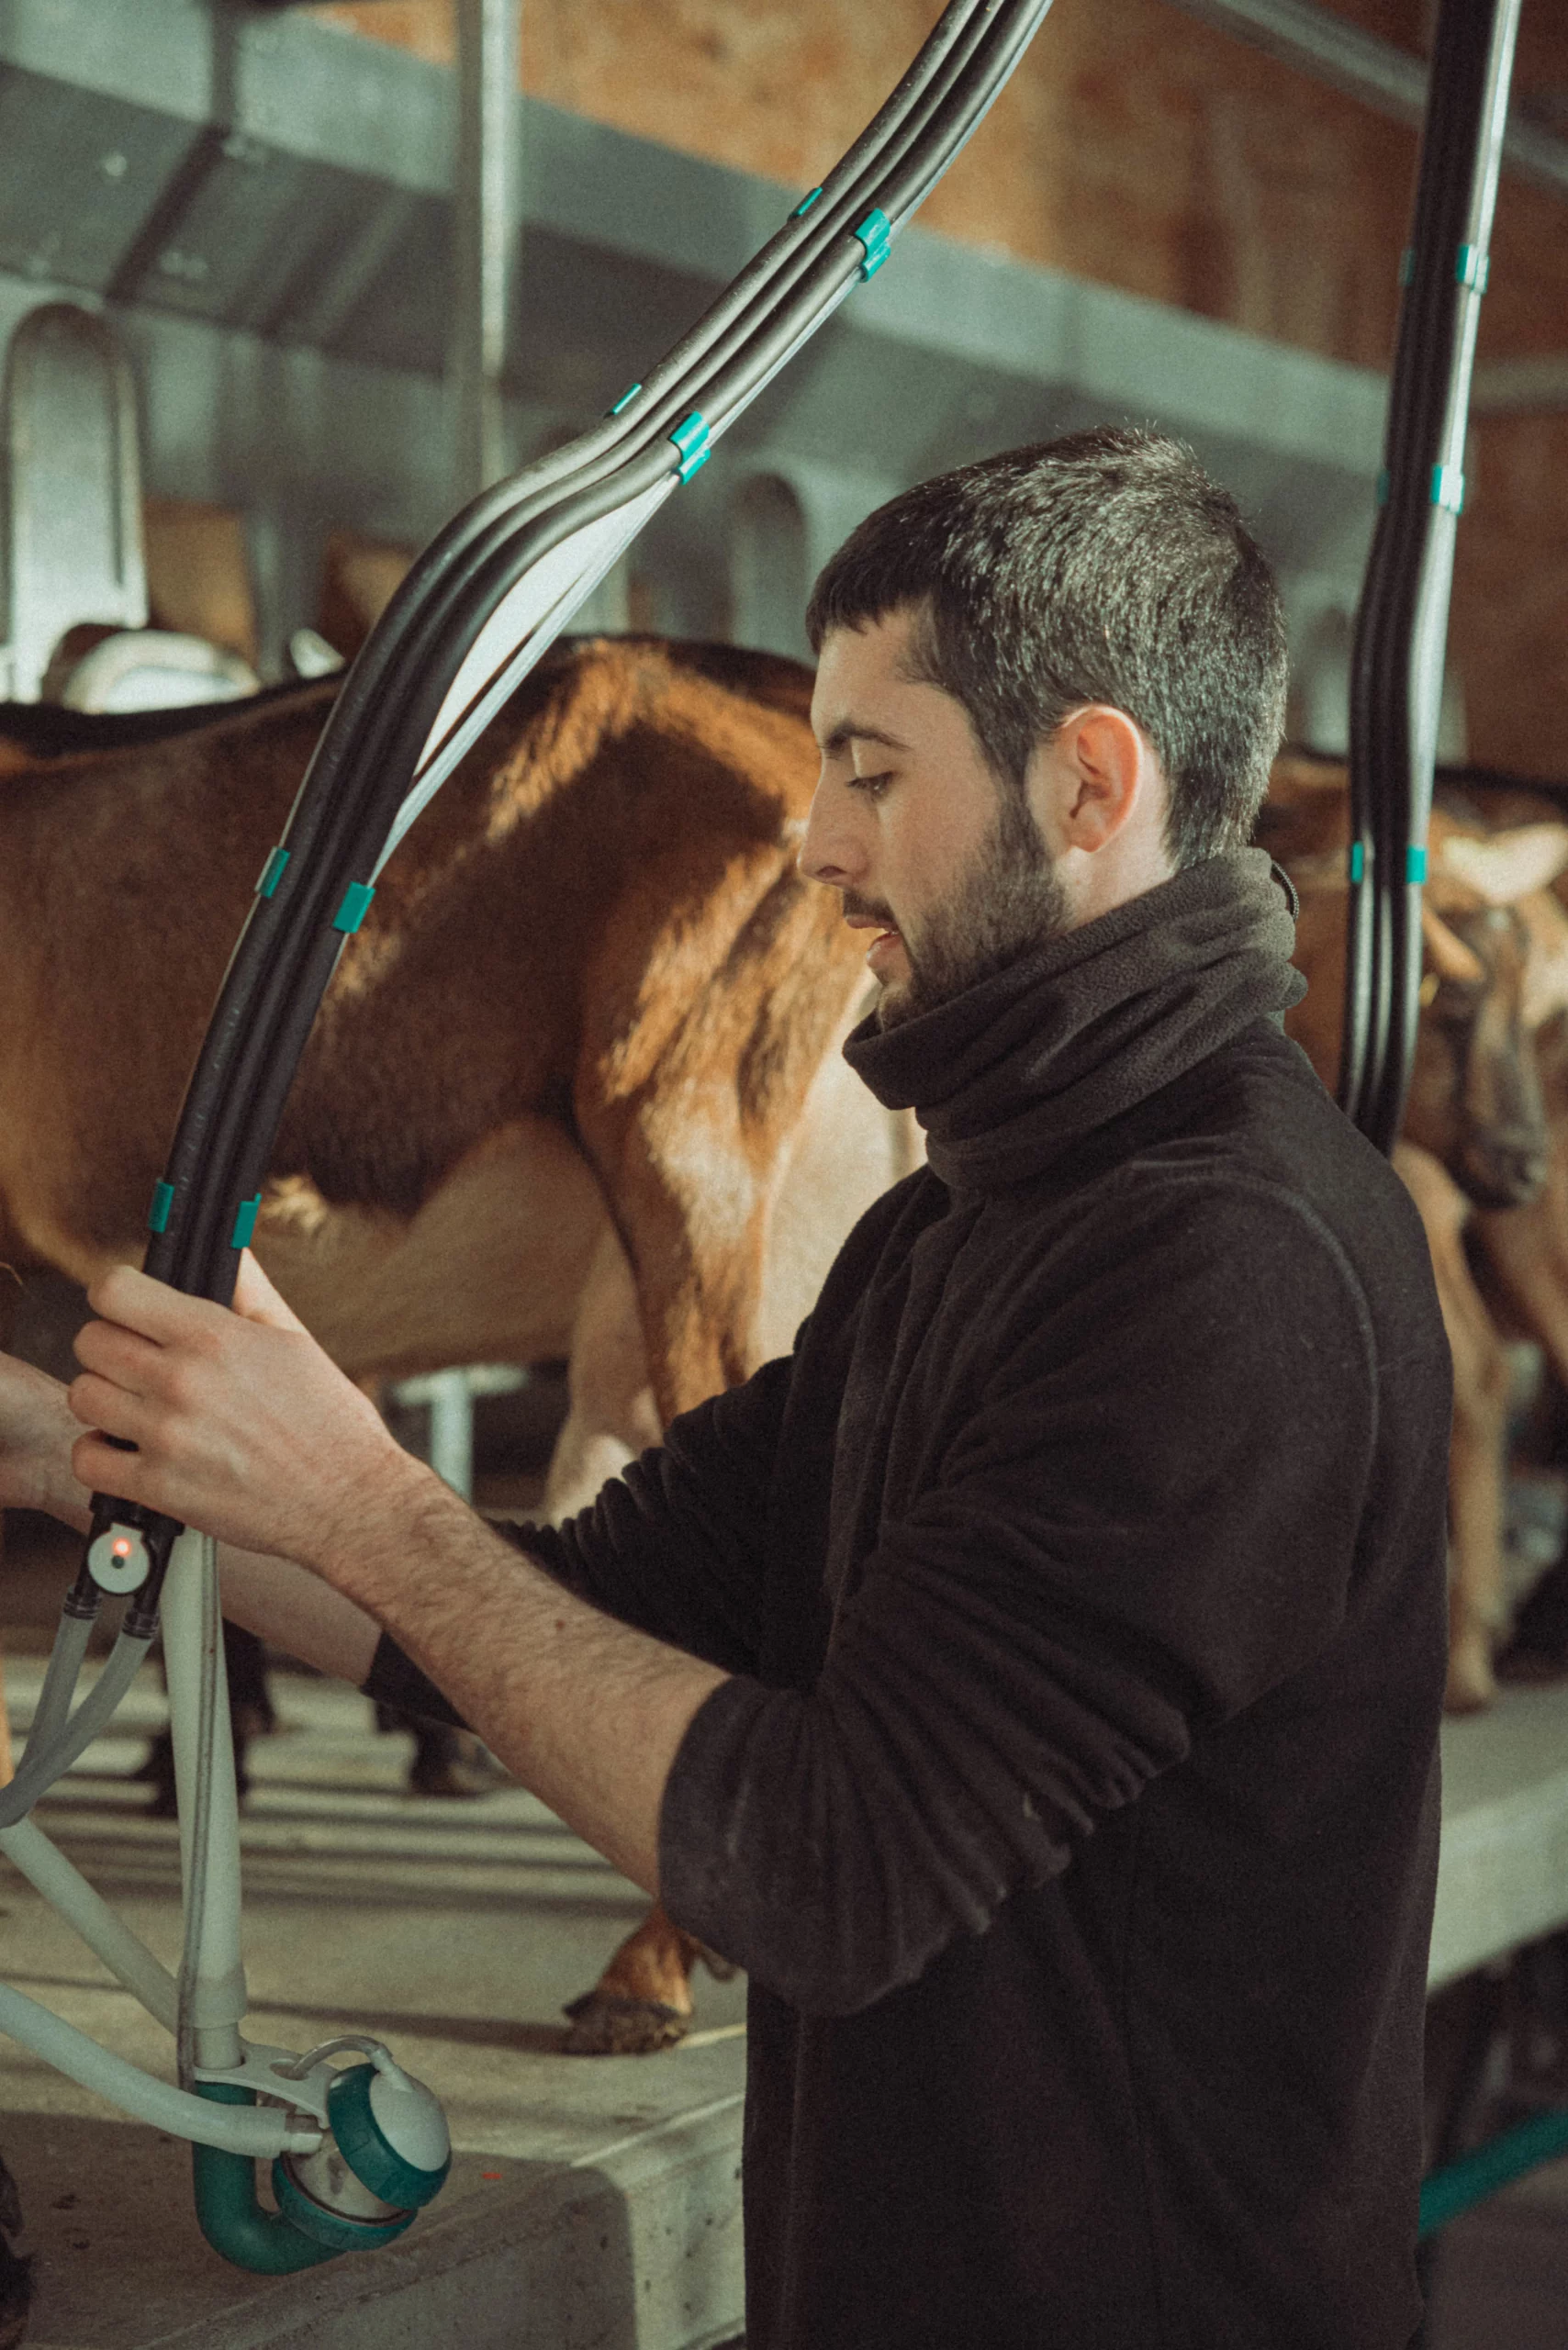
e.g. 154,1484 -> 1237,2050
112,1539 -> 132,1559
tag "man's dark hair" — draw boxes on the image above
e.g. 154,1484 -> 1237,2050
804,428 -> 1287,868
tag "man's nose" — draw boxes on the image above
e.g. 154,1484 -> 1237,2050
798,782 -> 862,888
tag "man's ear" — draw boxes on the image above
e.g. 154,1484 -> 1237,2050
1047,708 -> 1149,853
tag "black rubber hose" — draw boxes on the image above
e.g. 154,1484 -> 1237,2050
139,0 -> 1031,1304
148,0 -> 1055,1315
89,0 -> 1057,1561
1339,0 -> 1520,1147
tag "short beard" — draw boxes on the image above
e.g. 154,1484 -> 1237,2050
878,789 -> 1070,1031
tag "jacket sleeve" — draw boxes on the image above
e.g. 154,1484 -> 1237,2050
362,1345 -> 797,1724
656,1179 -> 1423,2016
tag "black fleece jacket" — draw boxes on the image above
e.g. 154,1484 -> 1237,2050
367,851 -> 1451,2350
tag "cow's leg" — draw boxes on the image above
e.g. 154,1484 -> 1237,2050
543,1225 -> 709,2053
559,987 -> 905,2053
543,1225 -> 661,1519
1395,1145 -> 1512,1710
564,1916 -> 730,2055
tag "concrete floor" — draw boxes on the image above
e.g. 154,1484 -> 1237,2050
0,1649 -> 747,2348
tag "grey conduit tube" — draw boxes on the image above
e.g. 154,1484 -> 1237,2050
0,1630 -> 152,1829
0,1818 -> 177,2030
0,1986 -> 318,2155
25,1610 -> 94,1753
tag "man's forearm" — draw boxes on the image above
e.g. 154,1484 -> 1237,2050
311,1455 -> 727,1896
56,1259 -> 731,1898
217,1543 -> 380,1685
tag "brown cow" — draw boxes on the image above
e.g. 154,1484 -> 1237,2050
1260,755 -> 1568,1711
6,687 -> 1561,2043
0,637 -> 920,2050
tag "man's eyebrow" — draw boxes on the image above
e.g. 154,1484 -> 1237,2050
816,719 -> 910,755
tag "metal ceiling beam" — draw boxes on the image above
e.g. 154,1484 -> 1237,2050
1161,0 -> 1568,201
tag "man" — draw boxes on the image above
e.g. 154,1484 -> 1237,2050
0,429 -> 1449,2347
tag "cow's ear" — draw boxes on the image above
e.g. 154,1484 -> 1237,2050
1420,900 -> 1486,985
1439,823 -> 1568,906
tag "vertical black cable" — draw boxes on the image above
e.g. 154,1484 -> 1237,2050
1340,0 -> 1520,1152
82,0 -> 1057,1575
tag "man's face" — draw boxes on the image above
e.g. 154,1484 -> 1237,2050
801,608 -> 1068,1028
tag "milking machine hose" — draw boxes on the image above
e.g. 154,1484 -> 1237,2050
74,0 -> 1055,1596
1338,0 -> 1520,1152
0,0 -> 1058,2209
140,0 -> 1053,1322
0,1627 -> 151,1830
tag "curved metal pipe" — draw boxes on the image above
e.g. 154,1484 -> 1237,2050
192,2085 -> 341,2274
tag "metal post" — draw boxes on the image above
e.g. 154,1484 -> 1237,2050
451,0 -> 520,503
163,1530 -> 247,2076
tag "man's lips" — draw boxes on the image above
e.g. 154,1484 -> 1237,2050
846,913 -> 904,971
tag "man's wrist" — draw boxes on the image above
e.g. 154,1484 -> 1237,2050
307,1445 -> 465,1615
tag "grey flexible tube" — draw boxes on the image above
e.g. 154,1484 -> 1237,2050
0,1630 -> 151,1829
0,1984 -> 317,2154
24,1610 -> 93,1755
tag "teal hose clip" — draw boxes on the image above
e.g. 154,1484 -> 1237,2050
331,881 -> 376,935
255,847 -> 290,901
853,207 -> 891,280
668,411 -> 711,482
148,1181 -> 175,1237
1430,464 -> 1464,515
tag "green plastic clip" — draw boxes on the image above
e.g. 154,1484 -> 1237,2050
1407,845 -> 1428,886
148,1181 -> 175,1237
1430,464 -> 1464,515
792,185 -> 823,218
668,411 -> 711,482
256,846 -> 289,900
1455,243 -> 1490,292
1398,247 -> 1415,288
609,382 -> 643,417
331,881 -> 375,934
1349,843 -> 1365,885
1375,468 -> 1391,508
230,1195 -> 263,1251
853,208 -> 891,280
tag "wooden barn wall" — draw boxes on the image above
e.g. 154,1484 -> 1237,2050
315,0 -> 1568,781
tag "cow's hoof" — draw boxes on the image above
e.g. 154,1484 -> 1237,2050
561,1993 -> 689,2055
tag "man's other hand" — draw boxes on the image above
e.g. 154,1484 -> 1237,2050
0,1350 -> 91,1530
70,1252 -> 415,1566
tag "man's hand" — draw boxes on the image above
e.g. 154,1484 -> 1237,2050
70,1252 -> 419,1565
0,1350 -> 92,1531
70,1251 -> 728,1898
